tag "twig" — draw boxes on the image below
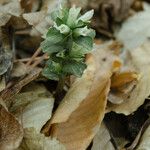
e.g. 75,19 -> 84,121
26,47 -> 41,66
14,55 -> 49,63
30,53 -> 48,68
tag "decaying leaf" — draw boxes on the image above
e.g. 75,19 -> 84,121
18,128 -> 66,150
0,104 -> 23,150
0,68 -> 41,106
108,71 -> 139,104
48,54 -> 96,125
11,62 -> 27,77
90,0 -> 134,36
91,122 -> 115,150
42,42 -> 121,150
9,83 -> 65,150
0,76 -> 5,92
116,2 -> 150,49
108,41 -> 150,115
23,0 -> 62,35
0,0 -> 22,26
136,118 -> 150,150
10,83 -> 54,133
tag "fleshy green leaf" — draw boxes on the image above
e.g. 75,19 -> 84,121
41,40 -> 64,54
67,6 -> 81,28
54,24 -> 70,34
41,28 -> 65,54
75,36 -> 93,52
69,42 -> 86,58
42,60 -> 62,80
62,60 -> 87,76
46,27 -> 64,43
77,9 -> 94,23
73,26 -> 95,38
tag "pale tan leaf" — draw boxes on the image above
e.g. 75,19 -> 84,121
18,128 -> 66,150
0,76 -> 5,92
108,71 -> 139,104
91,123 -> 115,150
108,41 -> 150,115
116,3 -> 150,49
136,123 -> 150,150
0,0 -> 22,26
11,62 -> 28,77
42,42 -> 121,150
0,104 -> 23,150
23,0 -> 61,35
10,83 -> 54,133
50,54 -> 96,124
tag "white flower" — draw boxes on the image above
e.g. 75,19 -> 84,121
77,9 -> 94,23
73,26 -> 91,36
54,23 -> 70,34
67,6 -> 81,28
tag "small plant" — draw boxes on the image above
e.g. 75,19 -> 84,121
41,6 -> 95,96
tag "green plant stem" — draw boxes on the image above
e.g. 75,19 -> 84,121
55,75 -> 65,100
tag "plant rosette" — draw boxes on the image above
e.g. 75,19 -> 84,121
41,6 -> 95,81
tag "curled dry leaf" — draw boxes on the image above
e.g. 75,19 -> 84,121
0,0 -> 22,26
42,42 -> 121,150
10,83 -> 54,133
0,104 -> 23,150
126,117 -> 150,150
91,122 -> 115,150
108,41 -> 150,115
17,128 -> 66,150
136,117 -> 150,150
49,54 -> 96,124
108,71 -> 139,104
90,0 -> 134,36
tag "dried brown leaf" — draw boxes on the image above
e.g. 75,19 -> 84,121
18,128 -> 66,150
90,0 -> 134,36
42,42 -> 121,150
108,41 -> 150,115
0,68 -> 41,106
0,104 -> 23,150
91,123 -> 115,150
0,0 -> 22,26
10,83 -> 54,133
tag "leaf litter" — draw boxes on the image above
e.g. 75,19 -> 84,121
0,0 -> 150,150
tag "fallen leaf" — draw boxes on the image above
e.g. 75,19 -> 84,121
108,71 -> 139,104
0,0 -> 22,26
126,117 -> 150,150
108,41 -> 150,115
18,128 -> 66,150
136,117 -> 150,150
10,83 -> 54,133
111,71 -> 138,89
90,0 -> 134,36
116,2 -> 150,49
48,54 -> 96,124
0,68 -> 41,106
0,104 -> 23,150
11,62 -> 27,77
42,42 -> 121,150
91,122 -> 115,150
23,0 -> 61,35
0,76 -> 5,92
